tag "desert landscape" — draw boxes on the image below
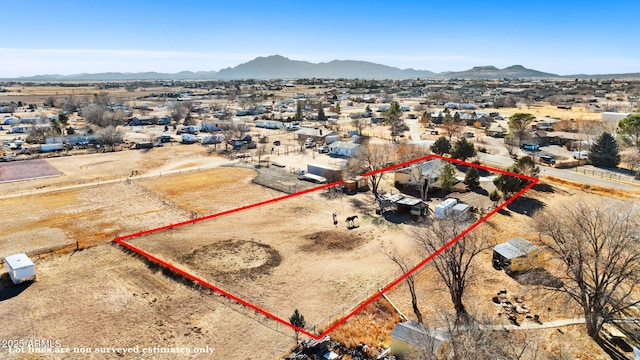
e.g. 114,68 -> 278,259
1,76 -> 639,360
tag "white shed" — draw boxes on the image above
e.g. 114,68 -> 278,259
434,198 -> 457,219
4,253 -> 36,284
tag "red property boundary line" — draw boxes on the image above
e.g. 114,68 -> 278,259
114,154 -> 538,340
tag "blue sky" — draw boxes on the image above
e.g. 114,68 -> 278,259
0,0 -> 638,77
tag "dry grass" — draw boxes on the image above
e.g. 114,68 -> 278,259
542,175 -> 637,198
320,298 -> 400,349
498,104 -> 603,122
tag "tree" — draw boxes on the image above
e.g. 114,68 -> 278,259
413,221 -> 487,323
442,111 -> 461,140
488,189 -> 501,207
386,248 -> 423,323
534,199 -> 640,343
44,96 -> 56,108
451,137 -> 476,161
516,156 -> 540,178
81,103 -> 108,126
317,106 -> 326,121
617,112 -> 640,150
347,143 -> 395,195
493,165 -> 529,199
430,136 -> 451,155
170,103 -> 183,125
589,132 -> 620,168
295,100 -> 303,121
437,162 -> 457,193
335,101 -> 341,115
96,126 -> 123,151
463,166 -> 480,189
289,309 -> 306,344
508,113 -> 536,146
351,117 -> 366,135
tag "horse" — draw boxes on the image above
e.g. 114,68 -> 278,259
345,215 -> 358,228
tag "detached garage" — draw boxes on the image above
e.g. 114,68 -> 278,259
4,253 -> 36,284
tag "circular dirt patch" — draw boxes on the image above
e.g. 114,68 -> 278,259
301,230 -> 365,252
182,239 -> 281,283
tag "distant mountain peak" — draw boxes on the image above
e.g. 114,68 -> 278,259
4,55 -> 636,81
214,55 -> 435,80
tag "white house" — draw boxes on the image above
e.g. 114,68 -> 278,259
4,253 -> 36,284
394,159 -> 443,189
328,141 -> 360,157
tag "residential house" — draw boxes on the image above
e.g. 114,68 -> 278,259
295,127 -> 335,144
394,158 -> 443,192
485,124 -> 507,138
328,141 -> 360,157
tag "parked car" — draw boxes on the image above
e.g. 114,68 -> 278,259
273,140 -> 281,146
540,155 -> 556,165
318,145 -> 329,153
521,143 -> 540,151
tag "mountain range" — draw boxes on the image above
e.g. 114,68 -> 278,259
3,55 -> 639,81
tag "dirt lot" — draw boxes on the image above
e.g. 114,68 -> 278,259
126,183 -> 422,330
0,146 -> 427,359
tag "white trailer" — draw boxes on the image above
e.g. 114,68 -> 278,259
434,198 -> 457,219
39,143 -> 64,153
4,253 -> 36,284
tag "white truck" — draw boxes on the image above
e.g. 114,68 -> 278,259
572,150 -> 588,160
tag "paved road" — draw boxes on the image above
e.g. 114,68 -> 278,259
477,152 -> 640,192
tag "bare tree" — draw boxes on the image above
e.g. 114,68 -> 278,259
81,103 -> 108,126
412,219 -> 487,323
346,143 -> 395,195
101,109 -> 125,127
350,117 -> 367,135
534,199 -> 640,342
96,126 -> 123,151
170,102 -> 186,125
386,247 -> 423,323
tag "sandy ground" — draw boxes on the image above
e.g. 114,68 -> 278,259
126,181 -> 423,330
0,84 -> 634,359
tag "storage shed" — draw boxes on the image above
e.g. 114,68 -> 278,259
4,253 -> 36,284
390,320 -> 450,358
492,237 -> 542,273
396,197 -> 428,216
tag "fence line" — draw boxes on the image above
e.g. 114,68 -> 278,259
575,168 -> 623,181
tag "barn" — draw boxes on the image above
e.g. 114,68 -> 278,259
4,253 -> 36,284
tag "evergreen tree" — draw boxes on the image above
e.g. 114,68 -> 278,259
463,166 -> 480,189
431,136 -> 451,155
589,132 -> 620,168
437,162 -> 457,193
317,106 -> 326,121
617,112 -> 640,150
489,189 -> 501,207
295,100 -> 303,121
493,165 -> 529,199
289,309 -> 306,344
451,137 -> 477,161
516,156 -> 540,177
